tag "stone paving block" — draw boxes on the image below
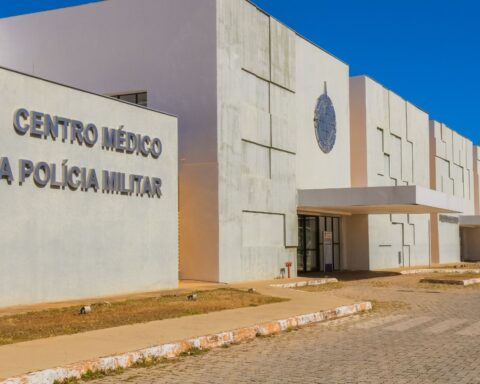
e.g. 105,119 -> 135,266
82,283 -> 480,384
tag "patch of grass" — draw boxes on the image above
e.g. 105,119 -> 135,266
415,281 -> 454,290
417,281 -> 480,290
54,353 -> 197,384
54,378 -> 79,384
428,273 -> 480,280
54,367 -> 127,383
295,282 -> 345,292
131,355 -> 169,368
80,368 -> 125,381
221,341 -> 240,348
255,331 -> 274,338
0,288 -> 287,346
179,347 -> 209,357
369,280 -> 391,288
417,273 -> 480,290
369,300 -> 410,313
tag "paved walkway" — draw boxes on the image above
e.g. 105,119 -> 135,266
89,281 -> 480,384
0,278 -> 352,379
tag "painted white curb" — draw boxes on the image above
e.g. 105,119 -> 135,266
400,269 -> 480,275
0,301 -> 371,384
270,278 -> 338,288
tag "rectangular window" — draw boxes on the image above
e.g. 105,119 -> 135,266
112,92 -> 147,107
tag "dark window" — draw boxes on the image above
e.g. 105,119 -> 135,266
112,92 -> 147,107
297,215 -> 341,274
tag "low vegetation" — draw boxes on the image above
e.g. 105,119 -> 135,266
369,299 -> 410,313
426,273 -> 480,280
368,280 -> 392,288
0,288 -> 286,346
295,282 -> 345,292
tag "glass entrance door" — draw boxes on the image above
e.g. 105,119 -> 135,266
297,215 -> 341,274
305,216 -> 318,271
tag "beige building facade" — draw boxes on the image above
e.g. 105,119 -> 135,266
0,0 -> 478,306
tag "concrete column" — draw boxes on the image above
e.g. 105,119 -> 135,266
428,121 -> 440,264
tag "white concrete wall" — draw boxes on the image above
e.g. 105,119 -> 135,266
475,146 -> 480,214
430,120 -> 474,264
216,0 -> 297,281
295,40 -> 350,190
0,0 -> 219,282
343,215 -> 370,270
0,68 -> 178,307
350,76 -> 431,269
294,40 -> 350,271
216,0 -> 350,280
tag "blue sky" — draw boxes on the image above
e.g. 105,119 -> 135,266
1,0 -> 478,143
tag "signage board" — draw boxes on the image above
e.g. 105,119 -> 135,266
323,231 -> 333,272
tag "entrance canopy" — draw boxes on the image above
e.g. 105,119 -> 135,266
298,185 -> 464,215
459,215 -> 480,227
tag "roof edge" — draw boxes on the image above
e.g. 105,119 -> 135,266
0,64 -> 177,118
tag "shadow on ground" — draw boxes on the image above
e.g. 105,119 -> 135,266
298,271 -> 401,282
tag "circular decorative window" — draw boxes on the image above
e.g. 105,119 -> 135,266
314,84 -> 336,153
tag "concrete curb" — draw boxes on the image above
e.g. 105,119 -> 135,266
1,301 -> 372,384
400,269 -> 480,275
420,278 -> 480,286
270,278 -> 338,288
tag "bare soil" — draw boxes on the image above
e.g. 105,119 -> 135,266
423,273 -> 480,280
295,282 -> 345,292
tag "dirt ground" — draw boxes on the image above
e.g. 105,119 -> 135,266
0,288 -> 286,346
297,270 -> 480,292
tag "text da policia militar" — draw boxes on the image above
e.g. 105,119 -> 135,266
0,108 -> 164,198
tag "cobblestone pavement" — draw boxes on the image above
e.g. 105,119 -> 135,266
89,280 -> 480,384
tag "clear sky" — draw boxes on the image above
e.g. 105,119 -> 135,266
1,0 -> 478,144
253,0 -> 480,144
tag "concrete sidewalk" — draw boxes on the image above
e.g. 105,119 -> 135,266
0,278 -> 362,380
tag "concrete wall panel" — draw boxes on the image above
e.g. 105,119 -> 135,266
438,220 -> 461,263
0,68 -> 178,307
407,104 -> 429,186
242,142 -> 270,178
241,2 -> 270,80
344,215 -> 370,270
296,39 -> 350,190
350,76 -> 431,269
430,120 -> 474,264
217,0 -> 298,282
242,212 -> 284,247
240,71 -> 270,146
270,84 -> 296,153
270,19 -> 296,91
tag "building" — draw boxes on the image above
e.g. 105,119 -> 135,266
0,66 -> 178,307
0,0 -> 478,306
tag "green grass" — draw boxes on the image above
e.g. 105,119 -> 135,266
178,347 -> 209,357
